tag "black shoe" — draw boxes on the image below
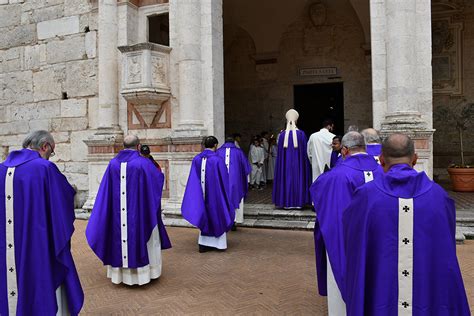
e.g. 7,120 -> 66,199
231,223 -> 237,231
199,245 -> 213,253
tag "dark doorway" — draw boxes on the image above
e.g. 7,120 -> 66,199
294,83 -> 344,137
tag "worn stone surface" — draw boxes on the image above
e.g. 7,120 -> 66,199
11,100 -> 61,120
24,44 -> 47,70
0,71 -> 33,106
21,4 -> 64,25
64,0 -> 90,16
0,4 -> 21,28
51,117 -> 89,132
0,47 -> 22,73
37,15 -> 80,40
65,59 -> 97,97
33,65 -> 65,101
0,23 -> 36,50
85,31 -> 96,59
46,34 -> 86,64
61,98 -> 87,117
70,130 -> 93,161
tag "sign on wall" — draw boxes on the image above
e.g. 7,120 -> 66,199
298,67 -> 338,77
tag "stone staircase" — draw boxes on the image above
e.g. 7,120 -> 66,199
75,205 -> 474,243
162,203 -> 316,230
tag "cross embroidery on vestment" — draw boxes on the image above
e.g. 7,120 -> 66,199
402,270 -> 409,277
402,238 -> 410,244
402,302 -> 409,308
403,206 -> 410,212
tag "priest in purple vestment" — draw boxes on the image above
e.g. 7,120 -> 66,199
310,131 -> 383,316
361,128 -> 382,164
1,130 -> 84,315
343,134 -> 470,316
217,137 -> 251,227
272,109 -> 311,209
86,135 -> 171,286
182,136 -> 234,252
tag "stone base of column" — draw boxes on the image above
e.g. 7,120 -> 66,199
380,112 -> 435,178
171,126 -> 208,139
82,128 -> 124,211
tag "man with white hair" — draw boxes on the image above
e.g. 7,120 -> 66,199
0,130 -> 84,315
307,119 -> 335,182
361,128 -> 382,164
87,134 -> 171,285
273,109 -> 311,209
310,131 -> 383,315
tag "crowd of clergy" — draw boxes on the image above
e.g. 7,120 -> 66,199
0,107 -> 471,315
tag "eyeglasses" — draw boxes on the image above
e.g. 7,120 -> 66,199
47,143 -> 55,157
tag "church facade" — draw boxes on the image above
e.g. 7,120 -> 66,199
0,0 -> 472,209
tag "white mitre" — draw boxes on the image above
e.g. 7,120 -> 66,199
284,109 -> 299,148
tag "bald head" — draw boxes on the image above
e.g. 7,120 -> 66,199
123,135 -> 139,149
381,133 -> 417,170
361,128 -> 381,144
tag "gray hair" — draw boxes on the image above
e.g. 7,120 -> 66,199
361,128 -> 381,144
342,131 -> 366,150
22,130 -> 54,150
123,134 -> 139,148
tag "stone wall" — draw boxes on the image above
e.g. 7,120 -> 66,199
0,0 -> 98,206
433,2 -> 474,180
223,0 -> 372,150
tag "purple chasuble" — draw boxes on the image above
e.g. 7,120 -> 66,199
181,150 -> 234,237
366,144 -> 381,162
0,149 -> 84,315
272,130 -> 312,208
86,150 -> 171,269
343,164 -> 470,316
217,142 -> 251,210
310,154 -> 383,297
330,151 -> 342,169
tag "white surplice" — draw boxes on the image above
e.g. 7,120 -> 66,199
307,128 -> 335,182
106,226 -> 162,285
249,144 -> 265,185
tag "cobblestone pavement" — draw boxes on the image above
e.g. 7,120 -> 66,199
72,221 -> 474,315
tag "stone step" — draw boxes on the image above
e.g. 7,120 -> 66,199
76,207 -> 474,242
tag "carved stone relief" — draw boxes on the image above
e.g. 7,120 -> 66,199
309,1 -> 327,27
432,1 -> 464,95
127,55 -> 142,84
152,55 -> 167,85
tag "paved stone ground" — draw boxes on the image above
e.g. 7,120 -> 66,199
72,221 -> 474,315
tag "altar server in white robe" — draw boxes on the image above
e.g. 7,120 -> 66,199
307,119 -> 335,182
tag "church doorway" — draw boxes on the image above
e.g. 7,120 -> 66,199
294,82 -> 344,137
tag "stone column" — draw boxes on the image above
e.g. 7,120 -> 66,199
369,0 -> 388,130
98,0 -> 119,129
201,0 -> 225,143
83,0 -> 123,210
371,0 -> 435,177
173,0 -> 205,134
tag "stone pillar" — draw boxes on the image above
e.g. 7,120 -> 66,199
201,0 -> 225,143
173,0 -> 205,134
98,0 -> 119,129
371,0 -> 435,177
83,0 -> 123,210
369,0 -> 387,130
